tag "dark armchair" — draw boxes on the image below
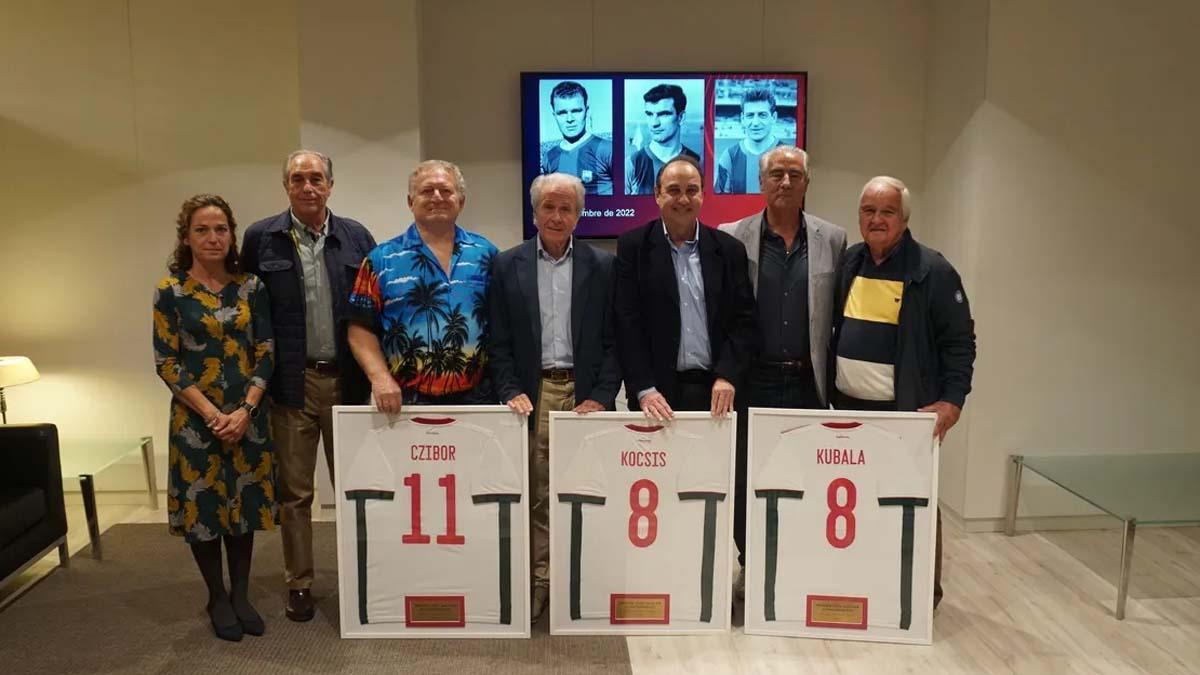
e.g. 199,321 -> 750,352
0,424 -> 69,594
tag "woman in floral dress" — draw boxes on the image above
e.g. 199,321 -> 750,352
152,194 -> 276,641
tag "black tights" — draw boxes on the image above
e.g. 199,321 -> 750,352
189,532 -> 259,627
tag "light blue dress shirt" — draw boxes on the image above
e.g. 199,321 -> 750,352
637,221 -> 712,402
668,221 -> 711,370
536,236 -> 574,369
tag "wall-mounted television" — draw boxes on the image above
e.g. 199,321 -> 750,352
520,71 -> 807,239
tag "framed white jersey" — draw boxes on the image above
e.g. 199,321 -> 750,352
549,412 -> 736,635
744,409 -> 938,645
333,406 -> 530,638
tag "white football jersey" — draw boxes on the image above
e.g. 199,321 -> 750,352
753,421 -> 930,630
343,417 -> 522,625
556,423 -> 730,623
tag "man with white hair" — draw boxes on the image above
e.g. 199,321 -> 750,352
831,175 -> 977,608
719,145 -> 846,595
347,160 -> 499,411
488,172 -> 621,622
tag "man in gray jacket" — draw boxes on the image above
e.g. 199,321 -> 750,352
718,146 -> 846,593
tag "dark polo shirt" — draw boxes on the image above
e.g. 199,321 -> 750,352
757,214 -> 809,363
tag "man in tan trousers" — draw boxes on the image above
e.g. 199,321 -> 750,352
242,150 -> 377,622
487,173 -> 622,622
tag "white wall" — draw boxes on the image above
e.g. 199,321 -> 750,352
966,0 -> 1200,521
925,0 -> 1200,523
921,0 -> 990,517
0,2 -> 426,490
296,0 -> 422,243
419,0 -> 929,250
0,0 -> 301,484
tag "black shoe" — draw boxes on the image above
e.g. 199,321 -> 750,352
211,617 -> 244,641
237,608 -> 266,636
231,591 -> 266,635
287,589 -> 315,622
207,601 -> 244,642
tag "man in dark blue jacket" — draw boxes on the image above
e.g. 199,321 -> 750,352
488,172 -> 621,622
831,175 -> 976,610
615,156 -> 757,419
241,150 -> 376,622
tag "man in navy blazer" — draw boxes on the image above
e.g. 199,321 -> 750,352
241,150 -> 376,622
488,172 -> 621,622
614,155 -> 757,419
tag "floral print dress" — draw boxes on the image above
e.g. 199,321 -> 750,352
153,272 -> 277,543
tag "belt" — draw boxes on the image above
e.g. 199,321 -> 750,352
306,359 -> 339,375
540,368 -> 574,383
676,368 -> 714,384
760,359 -> 809,372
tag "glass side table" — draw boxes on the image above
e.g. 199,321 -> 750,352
1005,452 -> 1200,619
59,437 -> 157,560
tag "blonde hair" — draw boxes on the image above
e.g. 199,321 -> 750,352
409,160 -> 467,198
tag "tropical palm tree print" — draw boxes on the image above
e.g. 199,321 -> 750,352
348,224 -> 499,397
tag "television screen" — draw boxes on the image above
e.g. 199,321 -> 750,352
520,71 -> 807,239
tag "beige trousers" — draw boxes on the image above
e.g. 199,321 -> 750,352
531,377 -> 575,590
271,369 -> 338,590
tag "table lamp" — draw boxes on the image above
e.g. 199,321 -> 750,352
0,356 -> 40,423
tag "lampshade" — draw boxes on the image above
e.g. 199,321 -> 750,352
0,356 -> 40,387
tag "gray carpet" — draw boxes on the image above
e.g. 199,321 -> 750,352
0,523 -> 631,675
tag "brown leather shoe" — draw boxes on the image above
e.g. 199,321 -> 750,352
286,589 -> 315,622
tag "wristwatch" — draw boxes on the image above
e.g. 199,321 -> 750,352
239,400 -> 259,418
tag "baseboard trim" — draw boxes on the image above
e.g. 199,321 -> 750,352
938,503 -> 1124,534
65,491 -> 162,507
968,514 -> 1123,533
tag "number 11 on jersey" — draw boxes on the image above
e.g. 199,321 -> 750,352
401,473 -> 465,545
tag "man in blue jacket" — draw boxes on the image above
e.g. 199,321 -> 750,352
241,150 -> 377,622
831,175 -> 977,609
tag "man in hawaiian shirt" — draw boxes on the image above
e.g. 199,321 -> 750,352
347,160 -> 499,412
